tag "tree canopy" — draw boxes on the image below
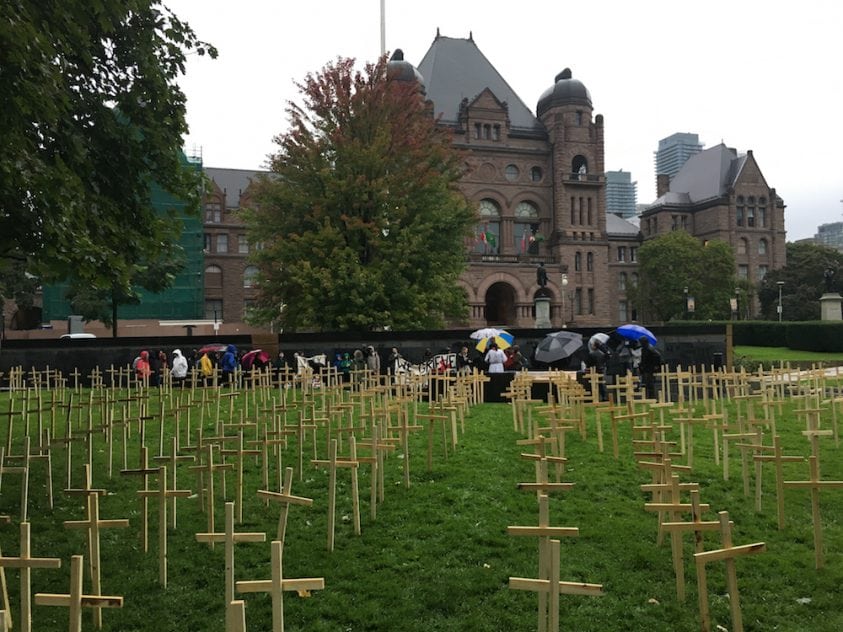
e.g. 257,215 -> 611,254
757,242 -> 843,321
630,231 -> 736,322
245,57 -> 476,332
0,1 -> 215,303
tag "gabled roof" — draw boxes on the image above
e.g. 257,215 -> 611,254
606,212 -> 641,237
416,35 -> 541,131
205,167 -> 267,209
647,144 -> 745,210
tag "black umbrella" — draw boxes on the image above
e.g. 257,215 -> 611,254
534,331 -> 584,363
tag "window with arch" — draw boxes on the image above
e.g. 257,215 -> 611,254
474,199 -> 501,254
514,202 -> 540,255
758,238 -> 768,255
243,266 -> 259,289
205,265 -> 222,288
586,251 -> 594,271
530,166 -> 543,182
619,272 -> 627,290
737,238 -> 748,255
571,155 -> 588,179
574,251 -> 582,272
736,195 -> 745,227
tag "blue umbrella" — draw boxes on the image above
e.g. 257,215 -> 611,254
615,324 -> 657,345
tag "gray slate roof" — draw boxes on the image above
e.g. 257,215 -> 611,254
605,212 -> 641,237
205,167 -> 267,209
648,144 -> 745,209
415,35 -> 541,131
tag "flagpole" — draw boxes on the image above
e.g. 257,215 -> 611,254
380,0 -> 386,56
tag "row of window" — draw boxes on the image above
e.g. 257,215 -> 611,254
205,265 -> 258,289
738,264 -> 769,281
737,237 -> 769,256
204,233 -> 262,255
618,272 -> 639,291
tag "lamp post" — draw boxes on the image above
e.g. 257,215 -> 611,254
776,281 -> 784,322
683,286 -> 689,320
560,273 -> 569,328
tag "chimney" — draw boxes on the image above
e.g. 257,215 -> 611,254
656,174 -> 671,198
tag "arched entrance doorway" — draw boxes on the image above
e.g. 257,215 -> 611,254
485,282 -> 517,325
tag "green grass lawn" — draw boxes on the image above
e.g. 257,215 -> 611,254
734,345 -> 843,363
1,380 -> 842,631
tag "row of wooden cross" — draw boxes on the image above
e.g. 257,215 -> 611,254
503,361 -> 843,632
0,364 -> 489,630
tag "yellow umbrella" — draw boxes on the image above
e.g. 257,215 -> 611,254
475,332 -> 513,353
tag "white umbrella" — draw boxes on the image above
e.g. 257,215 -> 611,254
588,333 -> 610,349
470,327 -> 508,341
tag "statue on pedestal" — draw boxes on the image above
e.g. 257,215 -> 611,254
536,262 -> 548,288
824,267 -> 836,293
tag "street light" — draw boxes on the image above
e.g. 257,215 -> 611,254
683,286 -> 689,320
560,273 -> 569,328
776,281 -> 784,322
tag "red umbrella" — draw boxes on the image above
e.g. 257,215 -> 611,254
198,343 -> 228,355
241,349 -> 270,370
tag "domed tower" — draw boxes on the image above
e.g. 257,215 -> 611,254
537,68 -> 608,325
386,49 -> 426,94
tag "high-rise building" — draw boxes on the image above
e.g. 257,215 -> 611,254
606,170 -> 638,218
815,222 -> 843,251
654,132 -> 703,181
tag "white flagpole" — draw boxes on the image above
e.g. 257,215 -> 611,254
380,0 -> 386,56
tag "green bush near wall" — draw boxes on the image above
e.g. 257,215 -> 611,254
732,321 -> 843,352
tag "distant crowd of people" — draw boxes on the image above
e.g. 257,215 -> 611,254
131,337 -> 662,395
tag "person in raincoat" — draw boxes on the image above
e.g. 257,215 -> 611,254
484,342 -> 506,373
221,344 -> 238,385
199,352 -> 214,385
171,349 -> 188,387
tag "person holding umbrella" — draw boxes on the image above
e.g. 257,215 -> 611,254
639,336 -> 662,399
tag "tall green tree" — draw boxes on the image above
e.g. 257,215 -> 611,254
630,231 -> 736,322
245,57 -> 475,332
758,242 -> 843,321
0,2 -> 215,303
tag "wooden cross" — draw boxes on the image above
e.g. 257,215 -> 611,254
236,540 -> 325,632
220,432 -> 262,524
120,445 -> 159,552
257,466 -> 314,544
137,466 -> 191,587
783,455 -> 843,569
509,538 -> 603,632
189,443 -> 234,541
195,502 -> 266,616
0,522 -> 61,632
643,477 -> 711,601
153,437 -> 195,529
63,464 -> 129,628
0,440 -> 29,522
34,555 -> 123,632
693,511 -> 765,632
507,493 -> 580,629
752,435 -> 804,527
312,438 -> 361,550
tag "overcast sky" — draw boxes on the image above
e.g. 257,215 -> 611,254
168,0 -> 842,241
